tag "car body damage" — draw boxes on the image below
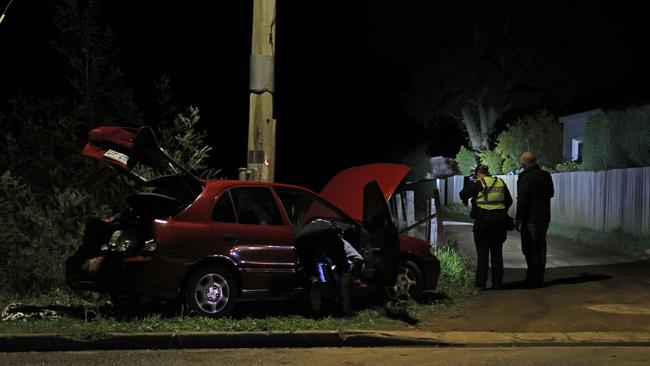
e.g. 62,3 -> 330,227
66,126 -> 441,317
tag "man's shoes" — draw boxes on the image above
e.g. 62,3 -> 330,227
472,287 -> 484,296
518,278 -> 543,289
492,284 -> 503,290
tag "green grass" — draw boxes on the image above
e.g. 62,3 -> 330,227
0,307 -> 403,334
443,204 -> 650,258
548,224 -> 650,257
442,203 -> 471,216
0,248 -> 475,335
436,246 -> 474,293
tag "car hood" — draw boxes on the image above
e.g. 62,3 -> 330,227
320,163 -> 411,221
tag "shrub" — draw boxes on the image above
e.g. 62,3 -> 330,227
0,108 -> 216,294
583,106 -> 650,170
495,110 -> 563,173
0,172 -> 97,292
479,149 -> 504,175
455,146 -> 477,176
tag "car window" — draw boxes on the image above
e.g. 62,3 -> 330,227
229,187 -> 284,226
275,187 -> 355,228
212,191 -> 237,223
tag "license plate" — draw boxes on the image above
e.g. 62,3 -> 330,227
104,149 -> 130,165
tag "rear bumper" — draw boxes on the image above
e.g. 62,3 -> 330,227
65,252 -> 177,299
65,254 -> 108,291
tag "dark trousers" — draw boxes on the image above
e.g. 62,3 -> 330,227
521,222 -> 548,284
473,224 -> 507,288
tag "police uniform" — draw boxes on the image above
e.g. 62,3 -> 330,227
460,175 -> 513,289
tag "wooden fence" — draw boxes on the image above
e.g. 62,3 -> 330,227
437,167 -> 650,236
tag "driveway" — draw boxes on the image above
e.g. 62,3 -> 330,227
423,219 -> 650,333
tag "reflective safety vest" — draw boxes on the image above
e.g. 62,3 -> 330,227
476,176 -> 506,210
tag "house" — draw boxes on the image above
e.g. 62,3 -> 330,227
558,109 -> 601,161
429,156 -> 458,178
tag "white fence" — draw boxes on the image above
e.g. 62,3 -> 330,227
438,167 -> 650,236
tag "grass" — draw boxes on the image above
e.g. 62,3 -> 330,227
442,203 -> 650,258
0,247 -> 475,335
442,203 -> 471,217
436,246 -> 474,294
548,224 -> 650,257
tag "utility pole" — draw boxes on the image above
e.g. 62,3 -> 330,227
247,0 -> 276,182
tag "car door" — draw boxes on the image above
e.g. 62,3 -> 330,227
361,180 -> 400,287
274,186 -> 362,279
211,187 -> 296,297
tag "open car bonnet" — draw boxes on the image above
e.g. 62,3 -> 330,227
320,163 -> 411,222
82,126 -> 203,187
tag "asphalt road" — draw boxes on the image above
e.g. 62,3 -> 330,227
3,347 -> 650,366
430,220 -> 650,333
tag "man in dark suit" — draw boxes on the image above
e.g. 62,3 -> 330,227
515,151 -> 555,288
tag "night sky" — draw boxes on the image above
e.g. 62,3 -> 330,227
2,1 -> 650,190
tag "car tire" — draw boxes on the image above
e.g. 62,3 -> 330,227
388,259 -> 424,301
185,265 -> 237,317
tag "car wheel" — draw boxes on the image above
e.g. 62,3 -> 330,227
388,259 -> 423,301
185,265 -> 237,317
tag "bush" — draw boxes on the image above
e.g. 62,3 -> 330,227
0,107 -> 215,294
495,110 -> 563,173
479,149 -> 504,175
583,106 -> 650,170
455,146 -> 477,176
582,112 -> 625,170
0,172 -> 95,292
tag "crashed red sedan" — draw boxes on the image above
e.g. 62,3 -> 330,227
66,126 -> 440,317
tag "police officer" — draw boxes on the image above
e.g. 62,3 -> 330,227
460,164 -> 513,295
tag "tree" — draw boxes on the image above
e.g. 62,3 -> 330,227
443,18 -> 559,152
52,0 -> 140,125
393,3 -> 562,152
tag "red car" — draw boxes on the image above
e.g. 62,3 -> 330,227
66,126 -> 440,317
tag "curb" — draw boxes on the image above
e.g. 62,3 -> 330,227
3,331 -> 650,352
0,331 -> 449,352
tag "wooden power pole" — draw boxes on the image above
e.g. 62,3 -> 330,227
247,0 -> 276,182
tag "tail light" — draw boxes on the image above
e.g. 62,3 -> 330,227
100,230 -> 156,253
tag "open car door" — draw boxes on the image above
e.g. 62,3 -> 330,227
361,180 -> 400,287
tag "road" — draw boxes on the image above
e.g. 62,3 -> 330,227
3,347 -> 650,366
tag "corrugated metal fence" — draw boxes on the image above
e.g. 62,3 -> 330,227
438,167 -> 650,236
